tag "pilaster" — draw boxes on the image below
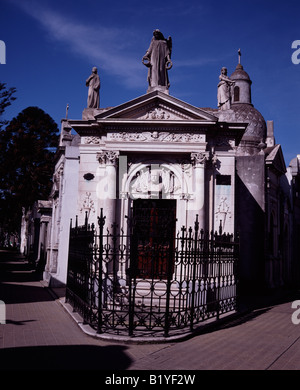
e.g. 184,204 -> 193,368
190,152 -> 209,229
96,150 -> 119,228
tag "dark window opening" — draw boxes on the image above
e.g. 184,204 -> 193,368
216,175 -> 231,186
234,86 -> 240,102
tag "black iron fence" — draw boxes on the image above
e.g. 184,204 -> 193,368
66,209 -> 239,338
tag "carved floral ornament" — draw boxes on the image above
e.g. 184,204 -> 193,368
84,136 -> 101,144
107,131 -> 205,143
97,150 -> 119,165
215,196 -> 232,232
80,192 -> 96,214
190,152 -> 209,165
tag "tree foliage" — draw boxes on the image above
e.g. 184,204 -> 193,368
0,83 -> 16,130
0,106 -> 59,233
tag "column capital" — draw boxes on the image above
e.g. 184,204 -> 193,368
97,150 -> 119,166
191,152 -> 209,166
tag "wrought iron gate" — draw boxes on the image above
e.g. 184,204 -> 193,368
66,209 -> 239,338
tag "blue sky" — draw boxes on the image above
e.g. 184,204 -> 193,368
1,0 -> 300,164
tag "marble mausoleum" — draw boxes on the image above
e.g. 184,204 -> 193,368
22,34 -> 300,303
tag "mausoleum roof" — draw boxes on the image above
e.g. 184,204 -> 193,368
265,144 -> 287,175
230,103 -> 266,141
212,102 -> 266,142
230,64 -> 251,82
289,156 -> 300,176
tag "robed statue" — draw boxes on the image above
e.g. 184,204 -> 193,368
86,67 -> 100,108
142,29 -> 172,93
217,67 -> 235,110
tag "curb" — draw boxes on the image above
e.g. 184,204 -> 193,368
58,296 -> 249,344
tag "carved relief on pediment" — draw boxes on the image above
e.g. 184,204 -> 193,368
138,105 -> 191,121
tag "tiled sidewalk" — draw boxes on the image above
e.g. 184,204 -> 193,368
0,250 -> 300,371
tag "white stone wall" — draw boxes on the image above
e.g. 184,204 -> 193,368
77,142 -> 100,228
213,153 -> 236,234
45,146 -> 80,287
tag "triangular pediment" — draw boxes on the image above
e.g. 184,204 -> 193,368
95,91 -> 218,122
265,144 -> 287,175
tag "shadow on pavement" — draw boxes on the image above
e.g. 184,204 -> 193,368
0,344 -> 132,370
192,289 -> 300,337
0,251 -> 37,279
0,282 -> 54,304
0,250 -> 54,304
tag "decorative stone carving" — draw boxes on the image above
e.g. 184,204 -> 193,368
164,133 -> 204,143
51,163 -> 64,198
191,152 -> 208,165
138,105 -> 192,121
108,133 -> 148,142
142,107 -> 170,120
97,150 -> 119,165
84,136 -> 101,145
108,131 -> 204,143
215,196 -> 231,231
180,159 -> 193,176
80,192 -> 96,216
130,166 -> 181,197
211,153 -> 219,167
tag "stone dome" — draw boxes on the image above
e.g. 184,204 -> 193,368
230,63 -> 251,82
215,59 -> 267,153
231,103 -> 266,141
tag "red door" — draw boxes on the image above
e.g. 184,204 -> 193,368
132,199 -> 176,279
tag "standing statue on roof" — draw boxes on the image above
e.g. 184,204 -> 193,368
142,29 -> 172,93
86,67 -> 100,108
217,67 -> 235,110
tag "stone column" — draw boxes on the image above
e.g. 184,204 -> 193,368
37,214 -> 51,268
96,151 -> 119,230
43,199 -> 55,282
96,151 -> 119,279
20,207 -> 27,255
37,219 -> 46,263
190,152 -> 208,230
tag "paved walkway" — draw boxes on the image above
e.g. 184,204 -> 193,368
0,250 -> 300,372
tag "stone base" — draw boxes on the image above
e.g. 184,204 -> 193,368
147,86 -> 169,95
82,108 -> 103,120
43,271 -> 66,288
218,109 -> 235,122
